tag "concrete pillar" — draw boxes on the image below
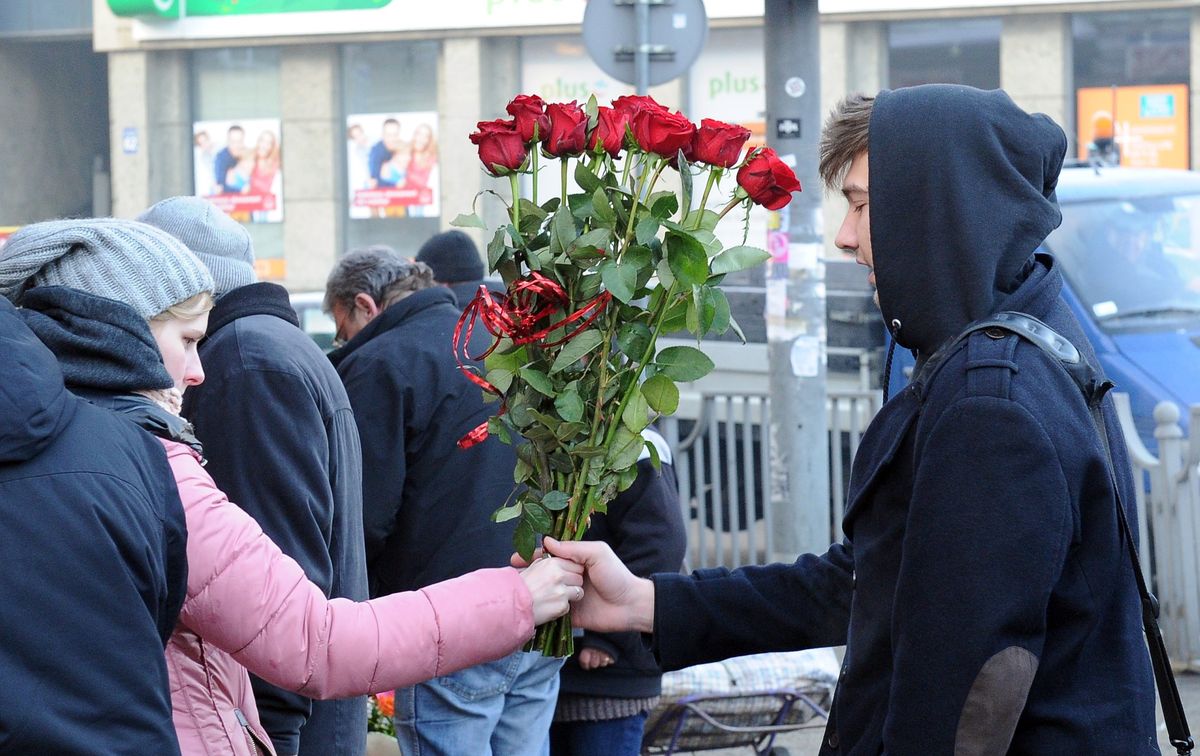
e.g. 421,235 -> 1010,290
1191,8 -> 1200,169
280,44 -> 341,292
1001,14 -> 1072,149
109,52 -> 152,218
146,51 -> 192,204
440,37 -> 485,241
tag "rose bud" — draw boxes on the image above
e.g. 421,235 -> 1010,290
544,101 -> 589,157
736,147 -> 802,210
506,94 -> 551,144
691,119 -> 752,168
469,118 -> 529,176
633,107 -> 697,160
589,106 -> 628,157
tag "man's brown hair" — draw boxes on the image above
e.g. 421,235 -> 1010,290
819,93 -> 874,191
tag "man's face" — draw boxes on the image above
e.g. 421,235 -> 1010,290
383,122 -> 402,151
227,129 -> 245,156
330,294 -> 379,347
834,151 -> 876,308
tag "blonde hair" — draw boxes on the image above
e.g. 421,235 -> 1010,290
151,291 -> 215,322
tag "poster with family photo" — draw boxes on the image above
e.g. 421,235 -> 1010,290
193,119 -> 284,223
346,112 -> 440,220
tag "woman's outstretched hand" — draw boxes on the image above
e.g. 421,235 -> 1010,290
518,555 -> 586,626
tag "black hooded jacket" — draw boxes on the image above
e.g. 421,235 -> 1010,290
181,282 -> 369,756
329,286 -> 520,596
0,296 -> 188,755
651,86 -> 1158,755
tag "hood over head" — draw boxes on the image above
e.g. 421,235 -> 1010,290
868,85 -> 1067,354
0,298 -> 74,463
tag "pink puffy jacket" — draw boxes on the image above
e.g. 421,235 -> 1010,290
160,440 -> 535,755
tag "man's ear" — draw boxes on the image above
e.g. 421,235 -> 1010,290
354,292 -> 381,319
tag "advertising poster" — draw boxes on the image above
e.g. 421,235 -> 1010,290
193,119 -> 284,223
0,227 -> 17,251
1077,85 -> 1189,169
346,112 -> 440,219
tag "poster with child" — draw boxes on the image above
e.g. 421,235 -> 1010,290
193,119 -> 284,223
346,112 -> 440,219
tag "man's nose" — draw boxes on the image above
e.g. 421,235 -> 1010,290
834,215 -> 857,255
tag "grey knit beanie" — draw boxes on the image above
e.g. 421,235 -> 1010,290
0,218 -> 214,319
137,196 -> 257,297
416,230 -> 485,283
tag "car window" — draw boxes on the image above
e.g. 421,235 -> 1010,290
1045,194 -> 1200,325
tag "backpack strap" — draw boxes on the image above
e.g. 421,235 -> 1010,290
953,311 -> 1193,755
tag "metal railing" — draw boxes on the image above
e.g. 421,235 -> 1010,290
1114,393 -> 1200,670
661,388 -> 882,571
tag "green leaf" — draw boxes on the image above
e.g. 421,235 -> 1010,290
678,151 -> 693,218
549,206 -> 576,256
617,321 -> 653,360
624,244 -> 653,270
518,367 -> 555,397
641,374 -> 679,414
649,192 -> 678,219
542,491 -> 570,511
484,368 -> 514,394
728,313 -> 748,343
694,209 -> 721,232
555,421 -> 588,441
711,245 -> 771,275
575,161 -> 603,193
578,272 -> 603,299
686,285 -> 718,337
592,187 -> 616,225
656,257 -> 676,289
711,287 -> 731,335
570,227 -> 612,254
550,329 -> 604,374
451,212 -> 488,230
570,445 -> 608,459
617,463 -> 639,493
486,416 -> 512,444
666,231 -> 710,288
514,520 -> 537,561
644,437 -> 662,470
622,386 -> 650,432
635,215 -> 660,246
523,501 -> 553,533
601,260 -> 638,304
528,409 -> 562,431
607,426 -> 645,472
655,345 -> 715,382
487,228 -> 508,271
554,388 -> 585,423
660,296 -> 690,334
484,344 -> 523,372
492,502 -> 522,523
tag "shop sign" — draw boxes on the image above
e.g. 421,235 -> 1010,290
1077,85 -> 1190,170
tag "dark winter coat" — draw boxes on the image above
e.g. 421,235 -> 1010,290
652,85 -> 1158,755
559,442 -> 686,701
0,296 -> 188,755
329,286 -> 520,596
181,282 -> 368,756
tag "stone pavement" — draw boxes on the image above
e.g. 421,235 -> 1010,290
694,671 -> 1200,755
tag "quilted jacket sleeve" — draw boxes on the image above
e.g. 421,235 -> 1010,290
162,441 -> 534,698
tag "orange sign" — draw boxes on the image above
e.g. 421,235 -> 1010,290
254,258 -> 286,281
0,227 -> 17,250
1077,85 -> 1190,169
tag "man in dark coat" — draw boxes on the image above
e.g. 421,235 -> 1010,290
0,297 -> 188,755
416,229 -> 504,310
140,196 -> 369,756
325,247 -> 563,756
547,85 -> 1159,755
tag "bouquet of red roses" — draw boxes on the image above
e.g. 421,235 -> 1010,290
453,93 -> 800,656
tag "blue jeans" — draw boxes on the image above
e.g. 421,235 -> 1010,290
549,712 -> 649,756
394,650 -> 563,756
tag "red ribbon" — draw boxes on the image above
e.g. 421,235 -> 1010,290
454,273 -> 612,448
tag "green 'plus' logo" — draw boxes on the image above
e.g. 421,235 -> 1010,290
108,0 -> 391,17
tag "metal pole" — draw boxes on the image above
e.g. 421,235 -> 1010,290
764,0 -> 829,560
635,0 -> 651,94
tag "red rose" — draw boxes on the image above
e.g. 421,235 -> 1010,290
544,101 -> 589,157
588,106 -> 628,157
611,94 -> 666,121
506,94 -> 551,144
691,119 -> 751,168
633,107 -> 697,159
469,118 -> 529,176
736,147 -> 801,210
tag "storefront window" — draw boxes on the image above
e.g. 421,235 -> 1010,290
888,18 -> 1001,90
341,41 -> 440,257
1073,11 -> 1190,169
191,48 -> 284,275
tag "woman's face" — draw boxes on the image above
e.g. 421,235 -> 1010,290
256,131 -> 276,157
150,313 -> 209,391
413,125 -> 431,151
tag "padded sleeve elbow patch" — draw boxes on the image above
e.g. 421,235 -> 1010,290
953,645 -> 1039,756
